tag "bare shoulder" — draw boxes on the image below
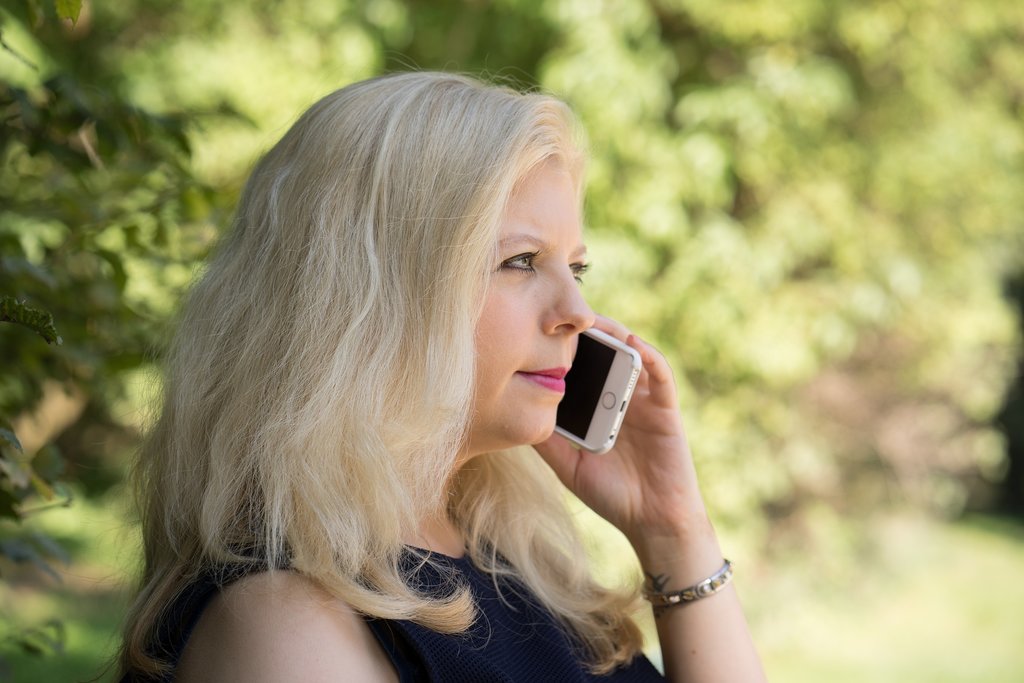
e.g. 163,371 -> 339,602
176,570 -> 397,683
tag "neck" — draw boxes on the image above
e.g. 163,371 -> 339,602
406,509 -> 466,558
404,454 -> 474,558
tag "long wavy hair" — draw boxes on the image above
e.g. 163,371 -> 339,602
119,71 -> 644,677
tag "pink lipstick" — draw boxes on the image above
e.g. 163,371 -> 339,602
518,367 -> 569,393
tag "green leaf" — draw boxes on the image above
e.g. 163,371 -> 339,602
12,620 -> 66,657
0,258 -> 59,290
0,296 -> 62,345
27,531 -> 70,566
0,488 -> 20,520
0,536 -> 65,582
26,0 -> 45,29
30,444 -> 64,485
0,455 -> 32,491
0,423 -> 23,456
97,249 -> 129,291
54,0 -> 82,25
29,472 -> 56,500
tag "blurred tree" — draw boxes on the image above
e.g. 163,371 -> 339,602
995,272 -> 1024,516
2,2 -> 1023,665
1,0 -> 222,667
538,0 -> 1024,558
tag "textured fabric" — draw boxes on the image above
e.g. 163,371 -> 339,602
119,563 -> 261,683
363,552 -> 664,682
122,553 -> 664,682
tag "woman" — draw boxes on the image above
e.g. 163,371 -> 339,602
118,72 -> 766,682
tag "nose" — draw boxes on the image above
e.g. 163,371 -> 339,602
546,273 -> 596,336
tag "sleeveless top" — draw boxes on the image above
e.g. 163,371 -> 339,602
122,552 -> 664,682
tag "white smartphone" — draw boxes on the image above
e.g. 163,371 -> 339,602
554,328 -> 642,454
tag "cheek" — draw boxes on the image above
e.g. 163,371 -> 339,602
473,283 -> 538,390
476,290 -> 521,352
473,315 -> 522,417
473,323 -> 507,401
480,287 -> 532,335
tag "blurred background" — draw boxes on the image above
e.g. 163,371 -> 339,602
2,0 -> 1023,680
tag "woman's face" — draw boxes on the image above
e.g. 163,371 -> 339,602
466,159 -> 596,457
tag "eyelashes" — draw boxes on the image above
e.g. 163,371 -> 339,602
571,262 -> 590,284
500,251 -> 589,284
501,252 -> 537,273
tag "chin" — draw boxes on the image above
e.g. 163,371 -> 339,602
466,404 -> 559,454
528,423 -> 559,446
518,416 -> 558,447
492,419 -> 558,452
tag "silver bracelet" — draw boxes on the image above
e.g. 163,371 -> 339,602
643,559 -> 733,612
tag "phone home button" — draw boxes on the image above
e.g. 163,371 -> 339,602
601,391 -> 616,409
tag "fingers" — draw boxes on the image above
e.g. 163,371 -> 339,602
589,314 -> 631,341
588,316 -> 677,406
628,333 -> 679,408
626,334 -> 673,385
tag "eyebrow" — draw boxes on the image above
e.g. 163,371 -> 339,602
499,233 -> 588,259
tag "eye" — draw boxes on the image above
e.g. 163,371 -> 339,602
501,252 -> 537,273
571,262 -> 590,284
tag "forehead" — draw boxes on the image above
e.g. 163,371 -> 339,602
498,232 -> 588,261
500,161 -> 584,247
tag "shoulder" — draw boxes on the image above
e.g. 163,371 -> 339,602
176,569 -> 398,683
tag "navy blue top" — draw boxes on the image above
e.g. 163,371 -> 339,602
122,553 -> 664,682
364,552 -> 663,682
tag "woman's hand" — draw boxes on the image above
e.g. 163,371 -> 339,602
534,316 -> 709,546
536,317 -> 768,683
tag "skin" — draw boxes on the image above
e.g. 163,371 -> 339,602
464,159 -> 594,456
178,159 -> 766,682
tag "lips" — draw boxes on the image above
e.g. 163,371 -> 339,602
517,367 -> 569,393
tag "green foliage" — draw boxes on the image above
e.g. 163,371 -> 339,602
0,531 -> 70,582
2,620 -> 65,664
0,0 -> 221,669
0,490 -> 134,682
537,0 -> 1024,532
0,0 -> 1022,677
0,0 -> 223,477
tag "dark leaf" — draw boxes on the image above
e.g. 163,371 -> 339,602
30,443 -> 64,484
0,421 -> 23,455
0,296 -> 62,345
27,531 -> 70,566
12,620 -> 66,657
0,452 -> 32,490
0,257 -> 59,291
0,488 -> 20,520
96,249 -> 128,291
0,537 -> 64,581
29,471 -> 56,500
25,0 -> 45,29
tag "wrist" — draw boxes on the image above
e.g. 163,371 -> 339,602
642,558 -> 734,615
626,502 -> 715,559
630,512 -> 725,589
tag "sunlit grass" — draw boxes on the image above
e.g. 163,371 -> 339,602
1,488 -> 139,683
572,497 -> 1024,682
755,514 -> 1024,683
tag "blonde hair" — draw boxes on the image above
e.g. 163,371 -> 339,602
120,72 -> 643,677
